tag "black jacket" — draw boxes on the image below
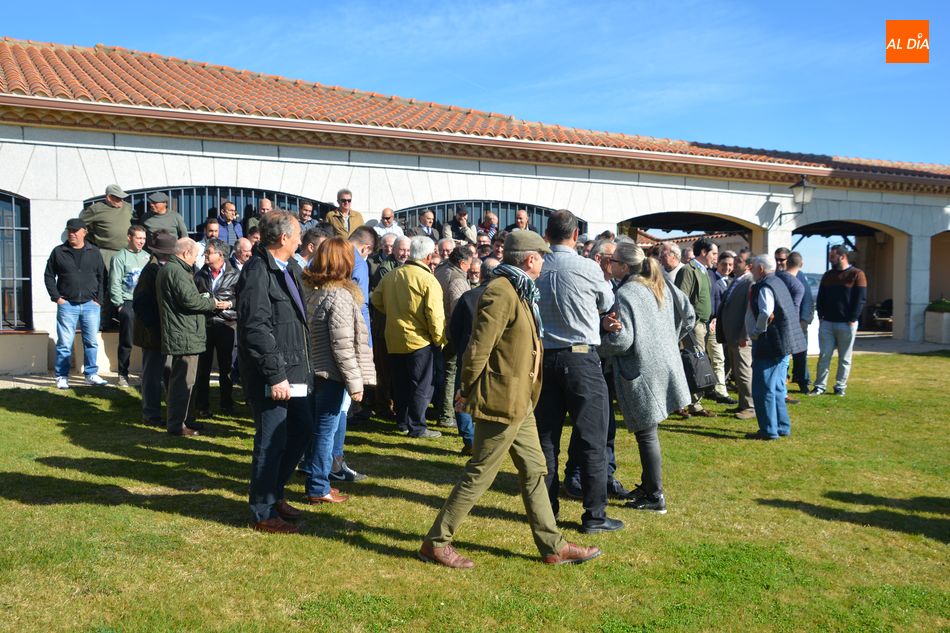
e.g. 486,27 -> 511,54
133,258 -> 163,350
449,284 -> 489,365
195,261 -> 240,326
44,242 -> 106,303
236,246 -> 312,395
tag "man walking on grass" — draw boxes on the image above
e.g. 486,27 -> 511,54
420,231 -> 602,568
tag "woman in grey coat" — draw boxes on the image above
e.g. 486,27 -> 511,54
600,243 -> 694,513
300,237 -> 376,504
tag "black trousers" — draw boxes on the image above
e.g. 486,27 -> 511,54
194,322 -> 236,412
534,348 -> 609,522
115,300 -> 134,377
248,392 -> 315,523
389,345 -> 435,436
564,362 -> 618,488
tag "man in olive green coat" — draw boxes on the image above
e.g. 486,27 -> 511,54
157,237 -> 228,436
80,184 -> 133,271
420,231 -> 602,569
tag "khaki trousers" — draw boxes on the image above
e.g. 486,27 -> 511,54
705,324 -> 728,398
726,343 -> 754,412
425,413 -> 566,558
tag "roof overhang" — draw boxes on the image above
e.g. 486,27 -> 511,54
2,93 -> 949,195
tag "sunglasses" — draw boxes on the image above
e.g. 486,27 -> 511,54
339,198 -> 352,204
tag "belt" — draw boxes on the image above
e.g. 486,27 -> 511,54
547,344 -> 596,354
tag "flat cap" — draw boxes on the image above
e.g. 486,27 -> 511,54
505,230 -> 551,255
148,192 -> 169,203
65,218 -> 86,231
105,184 -> 128,198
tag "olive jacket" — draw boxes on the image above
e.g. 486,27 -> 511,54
156,256 -> 216,356
459,276 -> 542,425
325,209 -> 365,238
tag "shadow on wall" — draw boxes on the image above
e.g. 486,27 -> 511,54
757,491 -> 949,544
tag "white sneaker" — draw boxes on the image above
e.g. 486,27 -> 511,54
55,376 -> 69,390
84,374 -> 108,386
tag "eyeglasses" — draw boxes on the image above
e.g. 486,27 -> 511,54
339,198 -> 352,204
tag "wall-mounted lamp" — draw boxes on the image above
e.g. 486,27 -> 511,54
789,175 -> 816,209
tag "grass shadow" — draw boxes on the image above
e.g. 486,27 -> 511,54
757,496 -> 950,544
660,422 -> 747,440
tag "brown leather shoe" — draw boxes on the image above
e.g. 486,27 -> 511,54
543,542 -> 602,565
252,516 -> 299,534
418,542 -> 474,569
691,409 -> 717,418
275,499 -> 303,520
168,425 -> 199,437
674,408 -> 691,419
307,489 -> 349,504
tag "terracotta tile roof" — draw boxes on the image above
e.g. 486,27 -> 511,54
1,37 -> 948,180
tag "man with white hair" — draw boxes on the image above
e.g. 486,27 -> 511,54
744,254 -> 806,440
371,235 -> 446,439
156,237 -> 229,436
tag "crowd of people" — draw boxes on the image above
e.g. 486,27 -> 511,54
42,183 -> 869,568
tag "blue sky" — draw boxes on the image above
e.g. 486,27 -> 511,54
6,1 -> 947,271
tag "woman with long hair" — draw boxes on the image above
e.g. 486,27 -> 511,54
301,237 -> 376,503
599,242 -> 693,514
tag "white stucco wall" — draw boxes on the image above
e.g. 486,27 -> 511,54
0,123 -> 947,351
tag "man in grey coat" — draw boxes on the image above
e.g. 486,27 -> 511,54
716,255 -> 756,419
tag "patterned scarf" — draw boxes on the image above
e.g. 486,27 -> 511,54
492,263 -> 544,338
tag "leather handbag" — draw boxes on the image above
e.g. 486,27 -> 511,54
680,330 -> 716,394
665,277 -> 716,393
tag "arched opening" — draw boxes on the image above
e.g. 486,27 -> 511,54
617,211 -> 757,254
83,186 -> 332,235
395,200 -> 586,237
793,220 -> 908,334
930,231 -> 950,302
0,189 -> 31,331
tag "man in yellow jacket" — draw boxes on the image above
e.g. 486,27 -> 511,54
371,235 -> 446,438
325,188 -> 365,238
418,230 -> 602,568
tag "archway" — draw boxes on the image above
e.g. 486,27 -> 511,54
617,211 -> 759,253
793,219 -> 909,335
930,231 -> 950,303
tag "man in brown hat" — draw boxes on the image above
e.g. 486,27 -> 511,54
133,231 -> 178,425
420,230 -> 602,568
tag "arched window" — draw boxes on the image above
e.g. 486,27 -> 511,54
83,186 -> 333,234
0,190 -> 31,330
395,200 -> 587,236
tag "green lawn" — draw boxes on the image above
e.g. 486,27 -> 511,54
0,352 -> 947,632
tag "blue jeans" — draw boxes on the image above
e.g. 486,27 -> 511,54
814,320 -> 857,393
55,301 -> 100,377
248,390 -> 315,523
751,345 -> 791,438
334,391 -> 352,460
453,362 -> 474,446
303,379 -> 346,498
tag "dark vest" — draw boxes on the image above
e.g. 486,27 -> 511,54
750,274 -> 807,359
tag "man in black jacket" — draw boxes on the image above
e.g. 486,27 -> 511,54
193,238 -> 240,417
45,218 -> 108,389
133,231 -> 177,425
237,211 -> 315,534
